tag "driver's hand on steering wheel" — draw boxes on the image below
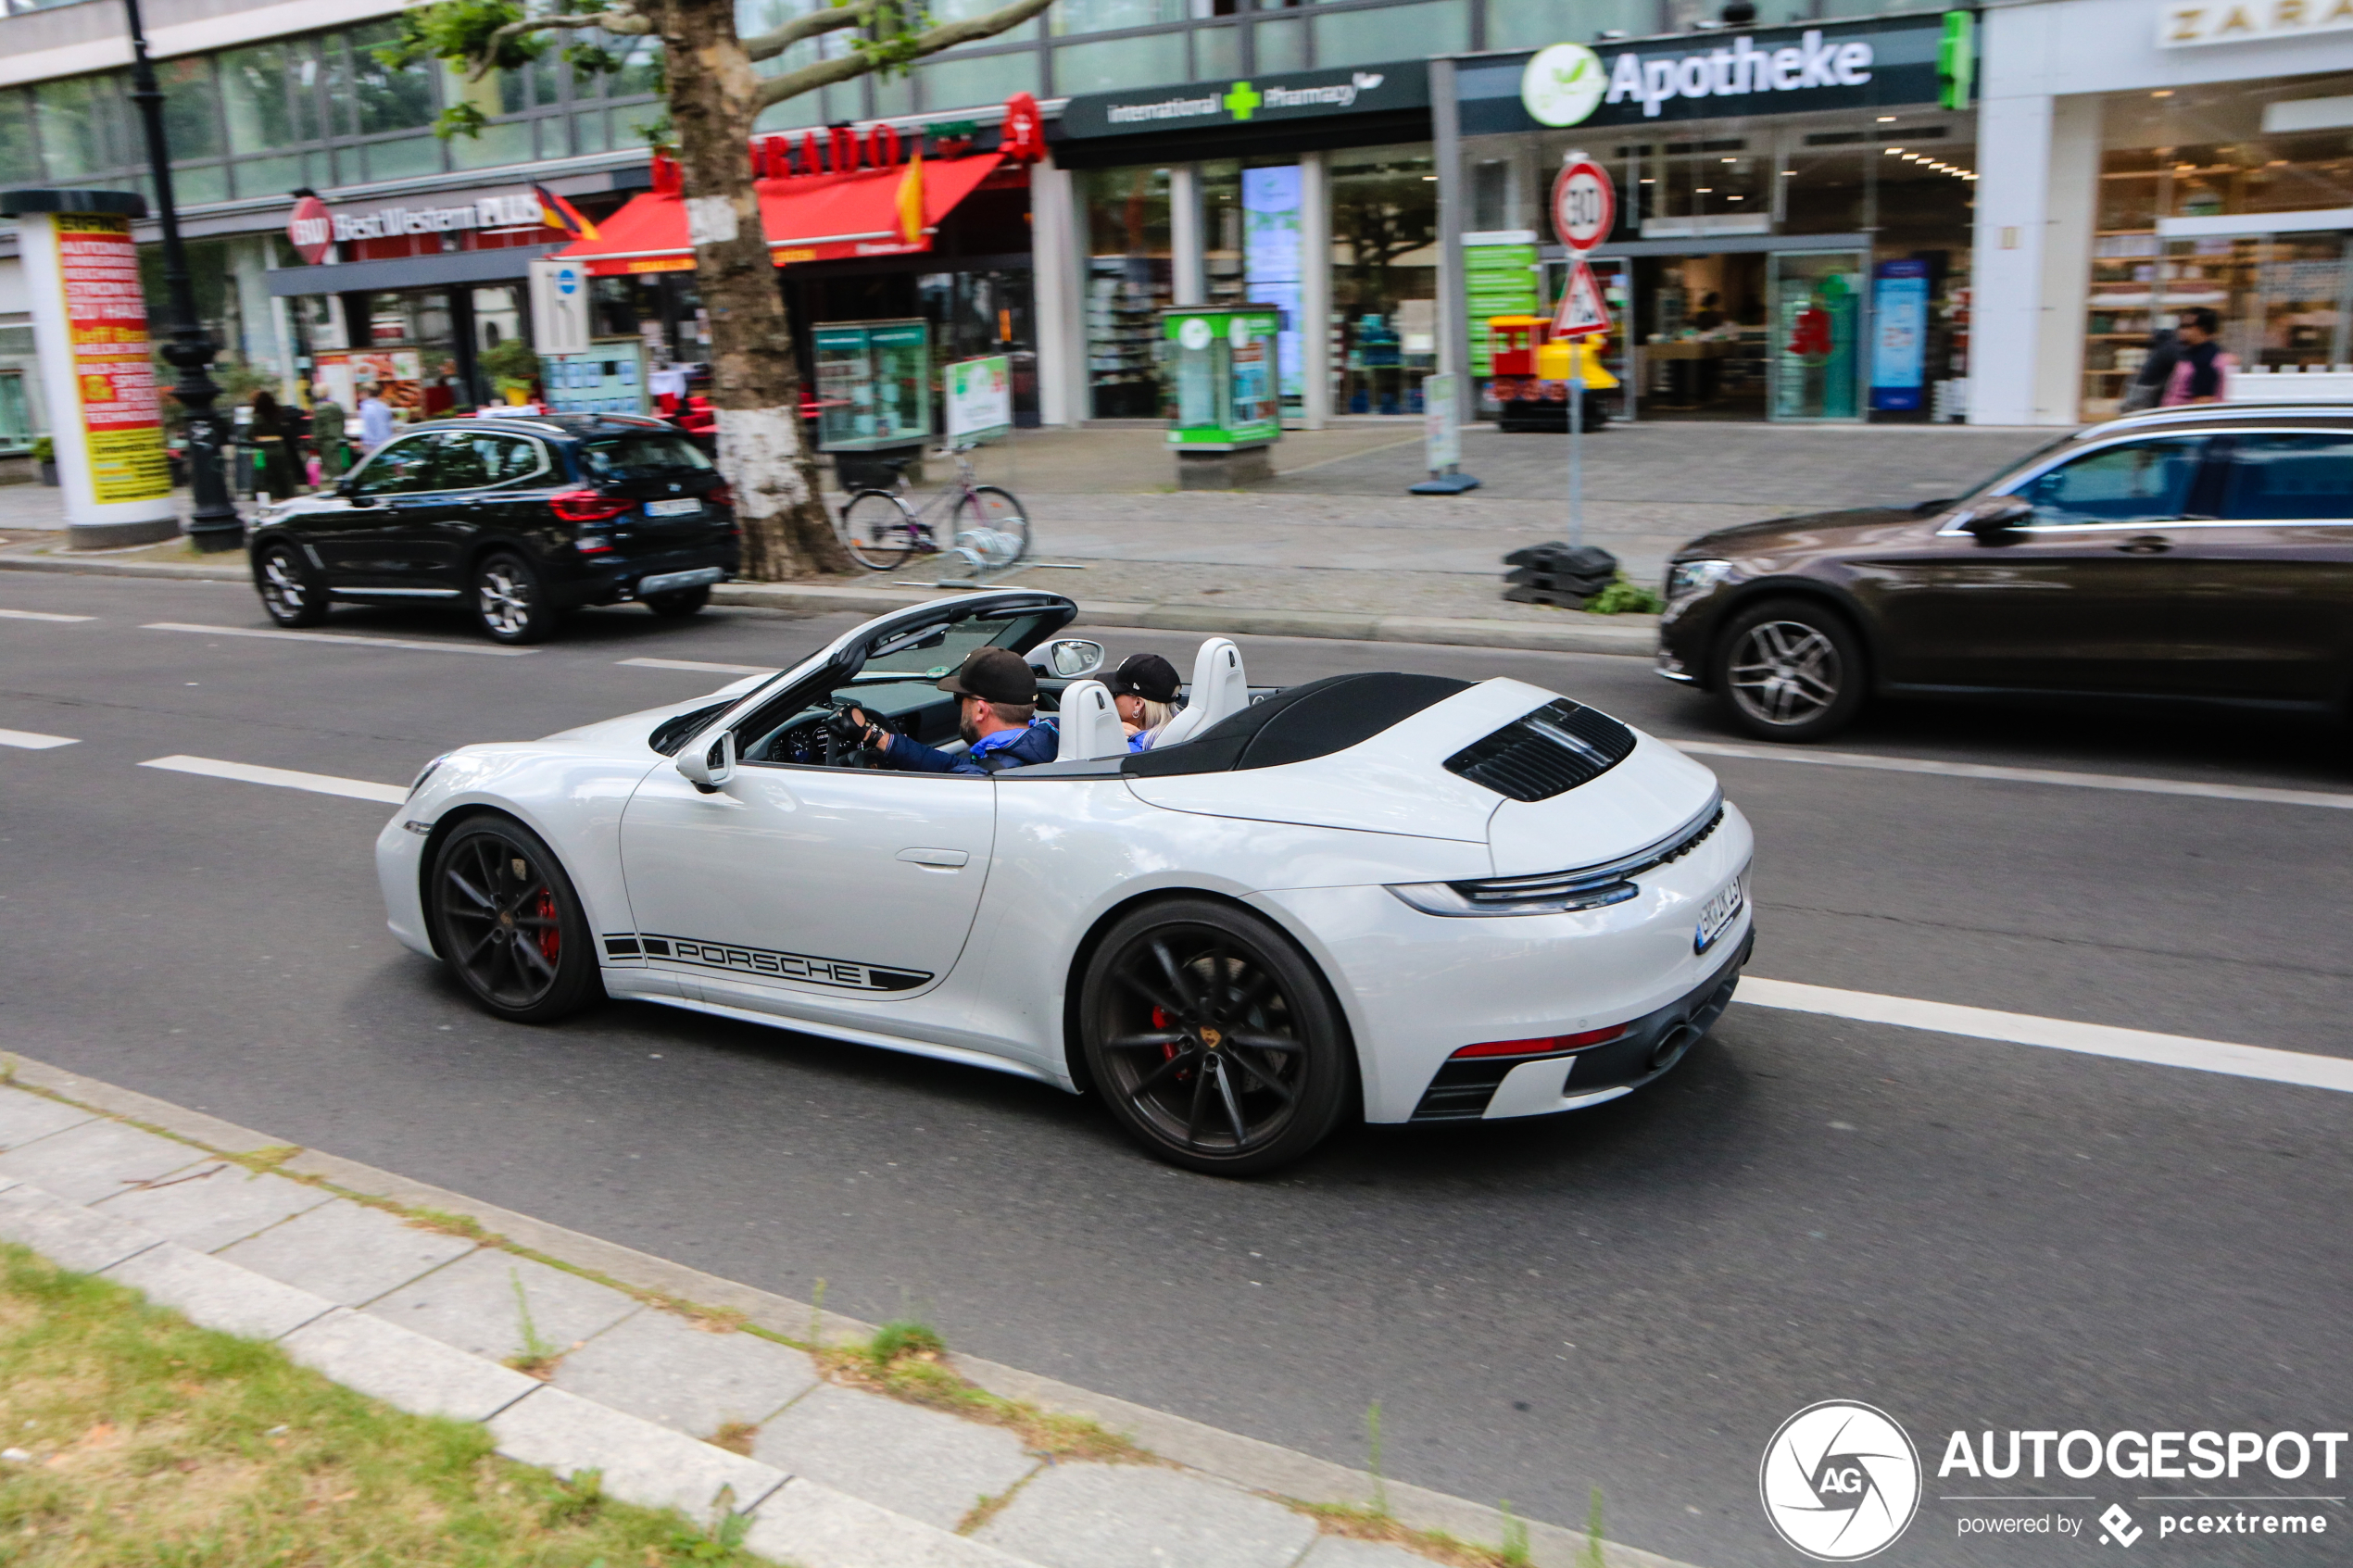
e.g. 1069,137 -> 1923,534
846,706 -> 892,752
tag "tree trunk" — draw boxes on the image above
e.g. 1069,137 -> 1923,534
655,0 -> 853,579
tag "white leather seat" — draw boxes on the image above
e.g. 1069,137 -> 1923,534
1054,680 -> 1125,762
1150,638 -> 1248,749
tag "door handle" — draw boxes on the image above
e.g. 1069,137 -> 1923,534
896,847 -> 969,868
2115,534 -> 2172,554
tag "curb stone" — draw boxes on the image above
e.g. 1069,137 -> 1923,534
0,1055 -> 1707,1568
0,551 -> 1658,657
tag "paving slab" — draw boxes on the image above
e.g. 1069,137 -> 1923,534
0,1118 -> 205,1204
0,1183 -> 167,1273
102,1241 -> 338,1341
489,1384 -> 787,1521
365,1246 -> 641,1363
0,1086 -> 99,1151
1297,1536 -> 1449,1568
743,1475 -> 1034,1568
279,1306 -> 541,1422
214,1197 -> 478,1306
975,1462 -> 1320,1568
751,1380 -> 1038,1533
91,1162 -> 334,1252
550,1307 -> 818,1438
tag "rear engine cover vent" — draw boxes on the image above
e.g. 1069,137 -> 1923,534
1445,699 -> 1637,801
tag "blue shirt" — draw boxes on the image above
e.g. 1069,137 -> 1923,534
883,719 -> 1060,777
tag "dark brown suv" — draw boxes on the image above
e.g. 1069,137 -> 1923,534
1655,405 -> 2353,741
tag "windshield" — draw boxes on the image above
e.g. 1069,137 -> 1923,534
579,433 -> 713,481
862,611 -> 1053,678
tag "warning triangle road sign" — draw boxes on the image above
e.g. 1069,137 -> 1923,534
1553,258 -> 1611,339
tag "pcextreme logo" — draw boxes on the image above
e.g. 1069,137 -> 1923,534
1760,1401 -> 1923,1561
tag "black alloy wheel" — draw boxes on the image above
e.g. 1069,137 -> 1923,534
1080,897 -> 1352,1175
1712,596 -> 1869,743
642,584 -> 711,618
472,552 -> 553,645
254,542 -> 329,628
428,816 -> 599,1022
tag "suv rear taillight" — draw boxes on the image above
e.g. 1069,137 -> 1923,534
550,489 -> 632,522
708,481 -> 734,509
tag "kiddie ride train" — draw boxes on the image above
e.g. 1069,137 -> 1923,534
1487,315 -> 1617,434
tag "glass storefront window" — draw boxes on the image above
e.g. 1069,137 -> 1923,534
222,44 -> 296,155
1255,18 -> 1307,71
1486,0 -> 1654,52
350,21 -> 439,135
1311,2 -> 1466,69
1080,166 -> 1173,418
34,75 -> 135,182
2083,72 -> 2353,416
451,120 -> 534,170
1053,32 -> 1189,94
1197,26 -> 1241,79
1328,144 -> 1439,415
1053,0 -> 1186,34
160,57 -> 223,161
919,50 -> 1041,111
366,135 -> 444,182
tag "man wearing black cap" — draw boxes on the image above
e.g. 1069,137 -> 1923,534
851,646 -> 1061,775
1106,652 -> 1183,751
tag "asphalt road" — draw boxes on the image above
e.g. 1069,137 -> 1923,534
3,572 -> 2349,1568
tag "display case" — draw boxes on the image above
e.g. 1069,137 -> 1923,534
1163,307 -> 1283,452
812,319 -> 933,452
541,341 -> 648,417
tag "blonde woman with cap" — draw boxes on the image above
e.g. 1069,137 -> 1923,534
1107,653 -> 1183,751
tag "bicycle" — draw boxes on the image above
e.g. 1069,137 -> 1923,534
837,444 -> 1029,573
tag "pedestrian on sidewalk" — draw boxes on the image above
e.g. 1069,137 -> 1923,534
308,383 -> 349,483
358,383 -> 395,453
247,390 -> 298,501
2120,325 -> 2180,414
2159,308 -> 2232,407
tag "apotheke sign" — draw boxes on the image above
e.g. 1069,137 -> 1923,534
1061,61 -> 1430,139
1465,14 -> 1949,132
287,190 -> 544,260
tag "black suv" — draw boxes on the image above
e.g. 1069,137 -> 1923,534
247,414 -> 739,644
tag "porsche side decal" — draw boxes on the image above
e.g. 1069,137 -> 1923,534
604,932 -> 928,992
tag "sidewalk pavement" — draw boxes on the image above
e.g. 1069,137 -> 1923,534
0,421 -> 2059,655
0,1051 -> 1699,1568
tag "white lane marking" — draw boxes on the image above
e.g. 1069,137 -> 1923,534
0,728 -> 79,750
1673,738 -> 2353,811
619,656 -> 778,675
1738,977 -> 2353,1095
140,755 -> 409,805
142,622 -> 536,657
0,608 -> 95,622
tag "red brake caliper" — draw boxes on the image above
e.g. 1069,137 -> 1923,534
1151,1007 -> 1182,1073
535,889 -> 560,962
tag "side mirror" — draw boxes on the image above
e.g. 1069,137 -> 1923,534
1959,496 -> 2032,542
1038,638 -> 1105,679
675,728 -> 736,793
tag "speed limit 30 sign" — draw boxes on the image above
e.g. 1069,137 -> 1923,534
1551,153 -> 1615,253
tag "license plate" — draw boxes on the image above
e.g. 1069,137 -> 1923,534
637,566 -> 724,596
645,497 -> 701,518
1693,874 -> 1745,955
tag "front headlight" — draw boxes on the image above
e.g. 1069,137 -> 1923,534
408,753 -> 451,798
1665,558 -> 1738,604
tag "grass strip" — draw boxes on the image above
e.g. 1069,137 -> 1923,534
0,1243 -> 766,1566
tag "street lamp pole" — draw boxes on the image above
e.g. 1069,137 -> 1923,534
122,0 -> 242,550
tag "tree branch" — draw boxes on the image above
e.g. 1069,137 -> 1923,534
741,0 -> 880,64
752,0 -> 1054,109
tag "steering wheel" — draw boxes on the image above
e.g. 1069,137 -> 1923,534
824,700 -> 895,767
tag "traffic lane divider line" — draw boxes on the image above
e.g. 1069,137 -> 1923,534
0,727 -> 79,749
618,656 -> 779,675
140,755 -> 409,806
1736,976 -> 2353,1095
0,608 -> 95,622
141,622 -> 538,657
1673,738 -> 2353,812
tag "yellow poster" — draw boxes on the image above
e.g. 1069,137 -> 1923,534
56,212 -> 171,505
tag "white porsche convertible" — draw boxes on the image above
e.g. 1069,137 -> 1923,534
380,589 -> 1754,1173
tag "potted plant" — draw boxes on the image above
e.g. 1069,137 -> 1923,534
32,435 -> 56,486
479,339 -> 541,408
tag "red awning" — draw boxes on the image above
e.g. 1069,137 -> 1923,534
559,155 -> 1004,276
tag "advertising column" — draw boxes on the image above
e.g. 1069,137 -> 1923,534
4,191 -> 177,546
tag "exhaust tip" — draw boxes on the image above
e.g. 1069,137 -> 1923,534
1649,1021 -> 1702,1072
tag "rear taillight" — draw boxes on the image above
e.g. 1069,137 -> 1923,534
550,488 -> 631,522
1449,1026 -> 1625,1060
708,481 -> 734,509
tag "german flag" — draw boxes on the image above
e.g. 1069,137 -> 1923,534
532,183 -> 600,243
